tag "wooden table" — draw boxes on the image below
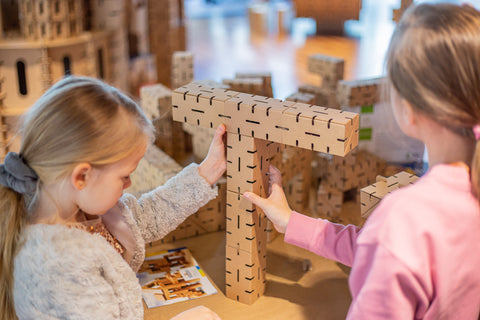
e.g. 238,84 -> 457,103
144,231 -> 352,320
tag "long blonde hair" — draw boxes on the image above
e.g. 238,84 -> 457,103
0,76 -> 153,319
387,4 -> 480,195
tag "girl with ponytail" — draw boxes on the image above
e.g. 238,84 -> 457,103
244,4 -> 480,319
0,76 -> 223,320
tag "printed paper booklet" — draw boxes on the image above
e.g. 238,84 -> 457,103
137,247 -> 217,308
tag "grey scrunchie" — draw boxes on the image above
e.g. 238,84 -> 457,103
0,152 -> 38,194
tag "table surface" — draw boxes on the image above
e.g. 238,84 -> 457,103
143,230 -> 352,320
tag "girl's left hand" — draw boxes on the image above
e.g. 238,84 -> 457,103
198,124 -> 227,186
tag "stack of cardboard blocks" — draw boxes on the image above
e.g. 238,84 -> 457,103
148,0 -> 186,87
360,171 -> 419,218
172,81 -> 359,304
393,0 -> 414,23
317,149 -> 385,220
140,83 -> 190,161
299,54 -> 344,109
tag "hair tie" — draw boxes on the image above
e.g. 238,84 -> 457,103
474,125 -> 480,140
0,152 -> 38,194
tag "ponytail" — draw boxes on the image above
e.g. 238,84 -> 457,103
0,186 -> 26,319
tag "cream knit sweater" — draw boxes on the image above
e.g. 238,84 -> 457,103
13,164 -> 218,319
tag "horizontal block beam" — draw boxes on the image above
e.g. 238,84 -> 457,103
172,82 -> 359,157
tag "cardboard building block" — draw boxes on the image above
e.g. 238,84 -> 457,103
171,51 -> 194,89
226,190 -> 268,255
307,54 -> 344,91
360,171 -> 419,218
224,93 -> 296,142
226,133 -> 283,195
140,83 -> 172,120
172,83 -> 240,129
284,172 -> 308,212
298,84 -> 339,109
316,184 -> 343,218
336,77 -> 386,107
225,244 -> 266,304
325,149 -> 385,192
281,102 -> 359,156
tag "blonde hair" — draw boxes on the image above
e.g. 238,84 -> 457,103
0,76 -> 153,319
387,4 -> 480,196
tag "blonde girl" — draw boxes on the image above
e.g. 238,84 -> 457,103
0,76 -> 224,320
244,4 -> 480,319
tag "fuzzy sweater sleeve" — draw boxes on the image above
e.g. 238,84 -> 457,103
121,163 -> 218,244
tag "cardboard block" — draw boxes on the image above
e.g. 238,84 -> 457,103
172,83 -> 240,129
226,191 -> 268,254
307,54 -> 344,90
225,245 -> 266,304
281,103 -> 359,156
336,77 -> 386,107
226,134 -> 281,195
316,184 -> 343,217
140,83 -> 172,120
224,93 -> 295,142
360,171 -> 418,218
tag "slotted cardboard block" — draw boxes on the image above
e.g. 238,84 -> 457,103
225,242 -> 267,304
316,184 -> 343,217
307,54 -> 344,90
224,93 -> 296,141
336,77 -> 386,107
360,171 -> 419,218
282,103 -> 359,156
226,190 -> 268,255
226,133 -> 283,195
172,84 -> 240,129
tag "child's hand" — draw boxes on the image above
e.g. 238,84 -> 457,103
198,124 -> 227,186
243,165 -> 292,233
170,305 -> 221,320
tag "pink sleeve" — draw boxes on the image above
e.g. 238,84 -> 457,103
284,211 -> 361,267
347,243 -> 425,319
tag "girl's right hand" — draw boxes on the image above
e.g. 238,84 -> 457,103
243,165 -> 292,233
170,306 -> 221,320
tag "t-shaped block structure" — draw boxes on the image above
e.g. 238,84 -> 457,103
172,82 -> 360,304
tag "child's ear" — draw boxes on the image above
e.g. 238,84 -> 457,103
71,163 -> 92,191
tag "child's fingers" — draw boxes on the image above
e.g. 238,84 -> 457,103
214,124 -> 226,141
269,165 -> 282,187
242,191 -> 268,210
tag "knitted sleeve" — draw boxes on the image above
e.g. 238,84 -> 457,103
121,163 -> 218,244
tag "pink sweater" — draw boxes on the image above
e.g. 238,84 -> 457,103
285,164 -> 480,319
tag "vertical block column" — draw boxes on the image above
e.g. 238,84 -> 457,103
225,133 -> 282,304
